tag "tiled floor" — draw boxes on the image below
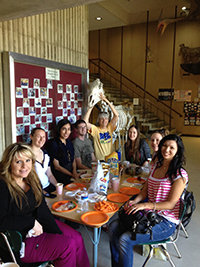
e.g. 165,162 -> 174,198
78,136 -> 200,267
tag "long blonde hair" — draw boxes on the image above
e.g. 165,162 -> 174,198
0,142 -> 43,208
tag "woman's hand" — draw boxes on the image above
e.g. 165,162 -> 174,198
73,172 -> 81,181
124,202 -> 146,215
32,220 -> 43,236
99,92 -> 106,102
124,200 -> 135,211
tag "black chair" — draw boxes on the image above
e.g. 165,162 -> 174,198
0,231 -> 52,267
138,199 -> 186,267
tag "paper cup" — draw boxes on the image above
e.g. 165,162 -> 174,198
112,177 -> 120,192
80,173 -> 93,183
91,162 -> 97,172
2,263 -> 20,267
56,183 -> 63,195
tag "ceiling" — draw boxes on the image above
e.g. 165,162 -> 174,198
0,0 -> 101,22
0,0 -> 191,31
89,0 -> 191,31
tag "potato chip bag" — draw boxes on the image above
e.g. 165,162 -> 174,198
105,152 -> 119,176
88,161 -> 109,195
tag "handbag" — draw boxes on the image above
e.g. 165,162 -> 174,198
118,205 -> 162,240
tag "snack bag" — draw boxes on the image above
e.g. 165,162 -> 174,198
98,170 -> 110,195
88,161 -> 109,195
105,152 -> 119,177
88,161 -> 101,193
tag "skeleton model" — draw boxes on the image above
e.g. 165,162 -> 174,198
87,78 -> 105,108
87,78 -> 134,160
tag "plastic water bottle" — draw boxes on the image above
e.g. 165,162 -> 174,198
81,188 -> 89,211
147,157 -> 152,171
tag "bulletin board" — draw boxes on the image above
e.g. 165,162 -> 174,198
2,51 -> 88,146
183,101 -> 200,126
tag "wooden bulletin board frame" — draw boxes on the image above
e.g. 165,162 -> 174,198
2,51 -> 88,146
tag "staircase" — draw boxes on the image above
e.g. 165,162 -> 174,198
89,74 -> 177,136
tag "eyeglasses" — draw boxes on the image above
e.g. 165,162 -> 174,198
78,126 -> 87,129
67,150 -> 71,161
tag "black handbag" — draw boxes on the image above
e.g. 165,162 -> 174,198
118,205 -> 162,240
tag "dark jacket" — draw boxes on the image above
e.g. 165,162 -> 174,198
125,139 -> 151,165
0,178 -> 62,265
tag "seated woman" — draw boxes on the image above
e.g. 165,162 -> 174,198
0,143 -> 90,267
30,127 -> 57,194
150,128 -> 169,161
125,125 -> 151,166
48,119 -> 80,185
109,134 -> 188,267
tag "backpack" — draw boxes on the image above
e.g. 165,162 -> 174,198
182,190 -> 196,227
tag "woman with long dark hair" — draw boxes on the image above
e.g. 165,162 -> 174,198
48,119 -> 80,185
109,134 -> 188,267
0,143 -> 89,266
125,125 -> 151,166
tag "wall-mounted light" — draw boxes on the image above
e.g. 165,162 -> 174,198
181,6 -> 190,16
96,17 -> 102,21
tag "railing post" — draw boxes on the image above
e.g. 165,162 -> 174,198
120,26 -> 124,99
98,30 -> 101,77
143,10 -> 149,126
170,6 -> 177,131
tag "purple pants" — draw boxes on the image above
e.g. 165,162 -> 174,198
21,220 -> 90,267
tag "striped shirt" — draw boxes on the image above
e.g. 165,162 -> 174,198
148,163 -> 188,224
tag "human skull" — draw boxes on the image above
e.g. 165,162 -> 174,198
87,78 -> 105,108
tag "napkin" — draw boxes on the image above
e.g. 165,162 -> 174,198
26,229 -> 36,238
121,182 -> 133,187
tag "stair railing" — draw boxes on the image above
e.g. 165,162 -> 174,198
89,58 -> 182,130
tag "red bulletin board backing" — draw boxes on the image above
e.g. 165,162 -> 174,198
2,52 -> 88,146
15,62 -> 85,142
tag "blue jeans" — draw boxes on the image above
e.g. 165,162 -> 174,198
108,217 -> 176,267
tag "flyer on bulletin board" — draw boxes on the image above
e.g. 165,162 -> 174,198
158,88 -> 174,101
174,90 -> 191,101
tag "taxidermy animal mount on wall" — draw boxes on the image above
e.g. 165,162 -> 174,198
179,44 -> 200,75
157,0 -> 200,35
179,44 -> 200,64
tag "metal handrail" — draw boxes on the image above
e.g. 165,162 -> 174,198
89,58 -> 182,119
89,60 -> 171,119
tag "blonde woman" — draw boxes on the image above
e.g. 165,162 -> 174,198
30,127 -> 57,194
0,143 -> 89,267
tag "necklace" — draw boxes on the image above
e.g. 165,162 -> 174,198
162,165 -> 168,169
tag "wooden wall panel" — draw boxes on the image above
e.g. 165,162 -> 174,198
0,5 -> 89,156
89,20 -> 200,136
